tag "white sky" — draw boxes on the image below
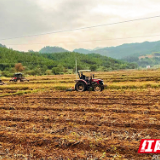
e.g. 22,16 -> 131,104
1,0 -> 160,51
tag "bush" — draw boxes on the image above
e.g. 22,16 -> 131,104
2,71 -> 13,77
90,65 -> 97,71
52,65 -> 64,75
45,70 -> 52,75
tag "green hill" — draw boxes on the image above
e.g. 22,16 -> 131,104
0,46 -> 55,76
73,48 -> 91,54
124,52 -> 160,68
74,41 -> 160,59
0,44 -> 6,48
0,45 -> 137,76
39,46 -> 69,53
41,52 -> 137,72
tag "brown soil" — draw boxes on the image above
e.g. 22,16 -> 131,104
0,90 -> 158,159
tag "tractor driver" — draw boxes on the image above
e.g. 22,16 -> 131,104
80,72 -> 86,80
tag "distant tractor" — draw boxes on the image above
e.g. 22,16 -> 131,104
75,70 -> 104,91
9,73 -> 29,82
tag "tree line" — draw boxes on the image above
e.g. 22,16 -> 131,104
0,46 -> 137,77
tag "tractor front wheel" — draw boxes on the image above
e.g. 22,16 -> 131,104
75,81 -> 86,91
93,85 -> 104,91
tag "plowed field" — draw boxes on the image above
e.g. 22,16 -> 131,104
0,88 -> 159,159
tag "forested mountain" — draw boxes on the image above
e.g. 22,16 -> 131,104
0,43 -> 6,48
0,46 -> 137,76
0,47 -> 55,76
38,40 -> 160,61
41,52 -> 136,73
73,48 -> 91,54
123,52 -> 160,68
39,46 -> 69,53
74,40 -> 160,68
73,41 -> 160,59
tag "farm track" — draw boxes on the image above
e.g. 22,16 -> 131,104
0,90 -> 159,159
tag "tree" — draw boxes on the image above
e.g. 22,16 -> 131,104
45,70 -> 52,75
90,65 -> 97,71
15,63 -> 24,72
52,65 -> 64,75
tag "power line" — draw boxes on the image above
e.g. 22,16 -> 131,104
1,15 -> 160,41
4,33 -> 160,46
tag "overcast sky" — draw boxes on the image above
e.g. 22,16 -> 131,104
1,0 -> 160,52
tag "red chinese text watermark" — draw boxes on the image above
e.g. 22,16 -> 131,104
138,139 -> 160,153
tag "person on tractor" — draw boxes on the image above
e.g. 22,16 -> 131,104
80,72 -> 86,80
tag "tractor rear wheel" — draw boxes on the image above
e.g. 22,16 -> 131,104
93,85 -> 104,91
75,81 -> 86,91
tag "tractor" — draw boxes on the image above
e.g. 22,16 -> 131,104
75,70 -> 104,91
9,73 -> 29,82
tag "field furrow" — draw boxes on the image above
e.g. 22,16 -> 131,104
1,71 -> 160,159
